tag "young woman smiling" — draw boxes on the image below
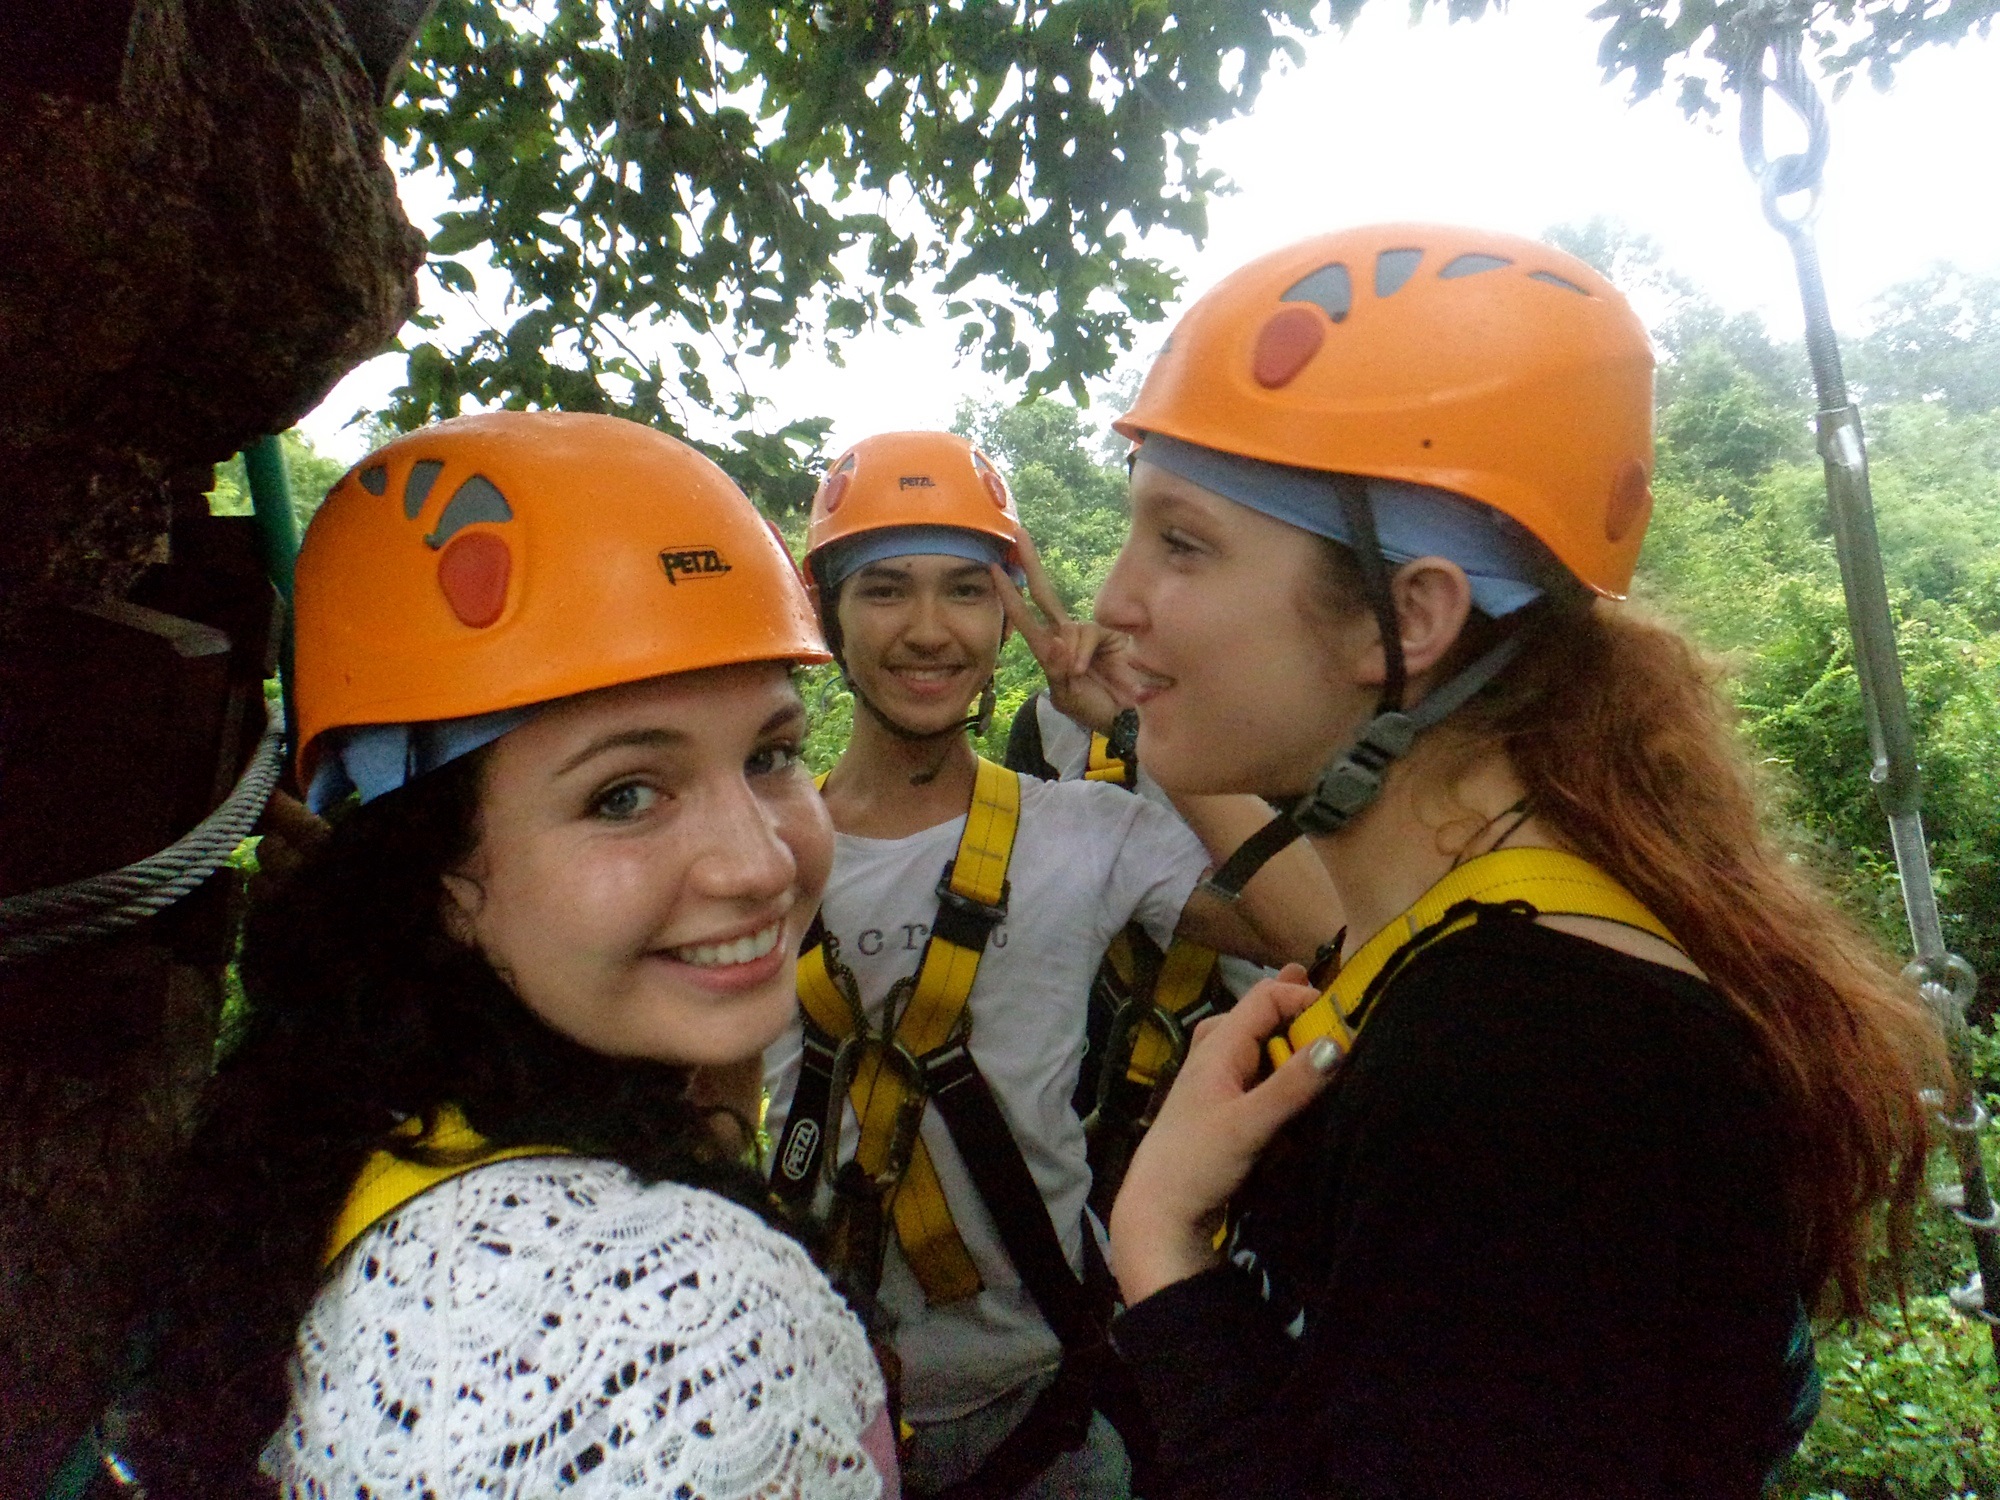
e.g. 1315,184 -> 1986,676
1093,226 -> 1943,1498
121,414 -> 896,1498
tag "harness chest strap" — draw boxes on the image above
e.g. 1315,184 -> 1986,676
324,1106 -> 569,1268
1268,847 -> 1685,1067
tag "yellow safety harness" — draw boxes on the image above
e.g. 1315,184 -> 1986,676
323,1106 -> 568,1268
1083,729 -> 1139,786
772,758 -> 1027,1305
772,753 -> 1125,1492
1267,846 -> 1684,1068
1070,727 -> 1232,1185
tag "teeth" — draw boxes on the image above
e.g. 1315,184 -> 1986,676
671,922 -> 781,968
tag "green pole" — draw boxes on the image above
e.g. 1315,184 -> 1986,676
241,434 -> 300,602
241,435 -> 301,752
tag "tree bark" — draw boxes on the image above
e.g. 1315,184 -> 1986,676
0,3 -> 425,1489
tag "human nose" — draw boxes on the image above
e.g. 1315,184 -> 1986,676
686,776 -> 797,903
1094,541 -> 1146,635
902,587 -> 954,648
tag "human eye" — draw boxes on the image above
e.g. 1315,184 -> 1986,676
589,780 -> 661,822
1160,527 -> 1204,559
747,741 -> 803,778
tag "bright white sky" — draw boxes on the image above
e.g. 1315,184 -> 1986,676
301,0 -> 2000,463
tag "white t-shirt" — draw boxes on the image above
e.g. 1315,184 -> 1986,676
266,1158 -> 893,1498
1030,695 -> 1276,1000
764,774 -> 1210,1423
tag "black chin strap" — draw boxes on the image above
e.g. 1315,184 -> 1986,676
1338,475 -> 1408,719
1201,479 -> 1532,902
848,671 -> 998,785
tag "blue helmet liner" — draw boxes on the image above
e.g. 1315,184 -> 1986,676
817,524 -> 1024,594
307,703 -> 540,813
1136,433 -> 1555,619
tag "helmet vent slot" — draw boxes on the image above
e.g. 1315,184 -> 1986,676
1439,253 -> 1512,279
403,459 -> 445,520
1280,263 -> 1352,322
1528,270 -> 1591,296
1374,249 -> 1423,298
424,474 -> 513,550
358,464 -> 388,496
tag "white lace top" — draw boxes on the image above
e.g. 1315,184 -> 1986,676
264,1157 -> 891,1498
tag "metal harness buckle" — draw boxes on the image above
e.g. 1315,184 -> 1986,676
932,863 -> 1011,950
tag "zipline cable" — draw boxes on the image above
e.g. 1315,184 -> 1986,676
0,704 -> 284,965
1733,4 -> 1999,1362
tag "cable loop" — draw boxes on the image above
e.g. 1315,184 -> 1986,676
1920,1090 -> 1993,1137
1737,19 -> 1831,232
1906,953 -> 1980,1017
0,705 -> 285,965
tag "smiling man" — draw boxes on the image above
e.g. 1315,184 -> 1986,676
762,432 -> 1328,1500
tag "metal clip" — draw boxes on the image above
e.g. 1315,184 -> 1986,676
1948,1272 -> 2000,1327
1931,1181 -> 2000,1233
1920,1089 -> 1992,1136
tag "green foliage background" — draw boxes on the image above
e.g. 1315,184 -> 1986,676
367,0 -> 1997,502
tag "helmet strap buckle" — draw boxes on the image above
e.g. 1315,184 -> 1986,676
1292,711 -> 1417,836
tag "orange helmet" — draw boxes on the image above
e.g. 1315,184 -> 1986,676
294,412 -> 828,789
804,430 -> 1020,589
1114,223 -> 1655,598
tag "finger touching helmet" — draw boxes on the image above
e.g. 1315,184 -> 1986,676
1114,224 -> 1655,599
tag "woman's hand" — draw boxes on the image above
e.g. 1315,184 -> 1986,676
993,529 -> 1136,736
1108,965 -> 1341,1306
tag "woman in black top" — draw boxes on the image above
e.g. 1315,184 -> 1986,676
1086,225 -> 1941,1498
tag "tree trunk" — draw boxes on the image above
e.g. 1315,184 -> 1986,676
0,3 -> 425,1489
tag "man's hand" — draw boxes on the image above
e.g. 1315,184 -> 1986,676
992,529 -> 1136,736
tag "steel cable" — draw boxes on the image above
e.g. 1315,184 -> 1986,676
1736,7 -> 1998,1350
0,706 -> 285,964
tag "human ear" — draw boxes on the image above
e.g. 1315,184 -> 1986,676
1391,558 -> 1474,678
1352,557 -> 1473,687
439,869 -> 485,946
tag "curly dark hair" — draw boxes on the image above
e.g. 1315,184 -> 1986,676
123,752 -> 774,1497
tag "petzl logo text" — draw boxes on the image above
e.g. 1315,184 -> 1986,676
898,475 -> 936,489
779,1119 -> 821,1181
659,548 -> 732,585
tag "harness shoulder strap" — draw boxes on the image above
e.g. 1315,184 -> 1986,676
324,1106 -> 568,1268
1270,848 -> 1683,1065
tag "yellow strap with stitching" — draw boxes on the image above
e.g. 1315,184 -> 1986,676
1087,720 -> 1218,1088
798,756 -> 1022,1304
1106,930 -> 1222,1086
1269,847 -> 1683,1067
324,1105 -> 568,1268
